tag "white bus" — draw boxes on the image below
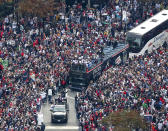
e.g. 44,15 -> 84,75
126,9 -> 168,57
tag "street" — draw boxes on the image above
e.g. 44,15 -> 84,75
41,90 -> 80,131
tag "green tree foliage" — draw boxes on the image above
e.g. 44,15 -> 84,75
137,0 -> 161,3
101,110 -> 148,131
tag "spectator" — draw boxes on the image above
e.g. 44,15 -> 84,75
48,88 -> 52,103
41,122 -> 45,131
76,46 -> 168,130
0,0 -> 167,130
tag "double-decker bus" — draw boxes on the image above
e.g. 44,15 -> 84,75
69,43 -> 129,90
126,9 -> 168,57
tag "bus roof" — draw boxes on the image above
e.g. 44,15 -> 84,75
128,9 -> 168,36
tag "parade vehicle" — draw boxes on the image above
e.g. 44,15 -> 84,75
126,9 -> 168,57
50,104 -> 69,123
50,92 -> 69,123
69,43 -> 129,90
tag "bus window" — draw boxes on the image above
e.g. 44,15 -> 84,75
71,64 -> 78,71
71,78 -> 85,83
70,73 -> 84,78
142,32 -> 153,46
79,65 -> 85,71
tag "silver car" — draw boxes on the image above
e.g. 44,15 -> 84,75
50,104 -> 68,123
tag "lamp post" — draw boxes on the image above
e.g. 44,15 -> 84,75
125,2 -> 128,45
88,0 -> 90,8
13,0 -> 19,26
121,2 -> 123,29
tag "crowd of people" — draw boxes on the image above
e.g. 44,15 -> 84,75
76,46 -> 168,131
0,0 -> 167,130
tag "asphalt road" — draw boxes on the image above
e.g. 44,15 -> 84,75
40,89 -> 80,131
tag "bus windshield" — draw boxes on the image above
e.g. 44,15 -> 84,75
126,34 -> 141,53
127,36 -> 141,48
71,64 -> 86,72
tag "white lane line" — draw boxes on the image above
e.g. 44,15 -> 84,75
46,126 -> 79,129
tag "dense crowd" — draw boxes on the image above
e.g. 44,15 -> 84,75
0,0 -> 168,130
76,46 -> 168,131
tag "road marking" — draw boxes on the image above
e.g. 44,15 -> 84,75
46,126 -> 79,130
67,96 -> 75,100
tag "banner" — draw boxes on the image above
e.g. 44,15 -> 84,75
115,56 -> 121,65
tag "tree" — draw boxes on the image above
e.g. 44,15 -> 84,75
16,0 -> 58,30
17,0 -> 56,18
0,0 -> 14,20
101,110 -> 148,131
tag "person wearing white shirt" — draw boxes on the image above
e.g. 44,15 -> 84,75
4,17 -> 9,24
0,41 -> 2,47
48,88 -> 52,103
40,92 -> 46,103
166,103 -> 168,109
158,121 -> 163,131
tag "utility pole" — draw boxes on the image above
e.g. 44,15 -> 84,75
121,2 -> 123,29
88,0 -> 90,8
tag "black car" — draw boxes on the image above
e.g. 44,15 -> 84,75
50,104 -> 69,123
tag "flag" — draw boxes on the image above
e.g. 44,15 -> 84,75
2,59 -> 8,69
0,64 -> 3,70
21,52 -> 24,57
30,71 -> 35,81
